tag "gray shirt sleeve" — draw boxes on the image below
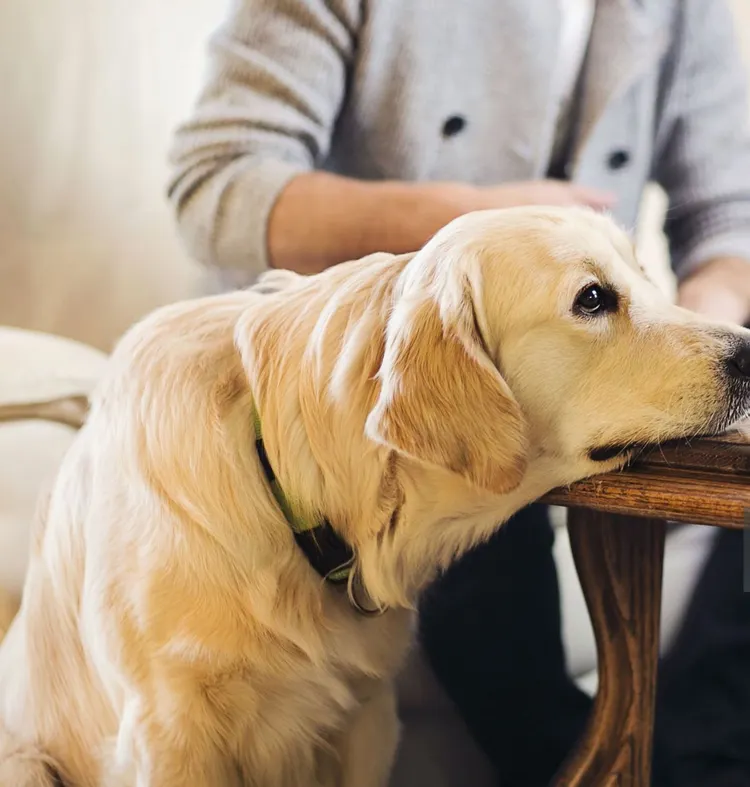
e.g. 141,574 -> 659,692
652,0 -> 750,280
168,0 -> 361,275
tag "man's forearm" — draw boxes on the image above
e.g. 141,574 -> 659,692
266,171 -> 616,274
267,172 -> 471,274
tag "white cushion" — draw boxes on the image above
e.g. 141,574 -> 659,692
0,327 -> 106,595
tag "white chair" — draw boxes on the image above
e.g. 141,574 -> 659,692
0,327 -> 106,626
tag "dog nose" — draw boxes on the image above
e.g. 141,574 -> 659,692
726,342 -> 750,380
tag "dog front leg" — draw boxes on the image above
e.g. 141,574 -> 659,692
108,743 -> 245,787
106,701 -> 244,787
333,681 -> 400,787
107,744 -> 244,787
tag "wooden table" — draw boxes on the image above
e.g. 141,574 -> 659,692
543,428 -> 750,787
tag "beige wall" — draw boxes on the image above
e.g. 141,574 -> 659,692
0,0 -> 229,350
0,1 -> 749,351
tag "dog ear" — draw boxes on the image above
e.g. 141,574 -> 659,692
366,284 -> 528,495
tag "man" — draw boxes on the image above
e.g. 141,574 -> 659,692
170,1 -> 750,783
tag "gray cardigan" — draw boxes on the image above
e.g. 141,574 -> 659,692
168,0 -> 750,281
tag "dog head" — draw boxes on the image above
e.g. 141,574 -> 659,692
367,207 -> 750,492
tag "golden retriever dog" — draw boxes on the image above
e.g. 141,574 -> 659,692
1,207 -> 749,787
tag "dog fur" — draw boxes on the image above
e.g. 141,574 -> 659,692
0,207 -> 749,786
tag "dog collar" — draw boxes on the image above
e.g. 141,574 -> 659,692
252,409 -> 354,584
252,409 -> 386,616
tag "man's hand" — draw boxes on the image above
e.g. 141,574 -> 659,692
482,180 -> 617,212
429,179 -> 616,215
678,257 -> 750,326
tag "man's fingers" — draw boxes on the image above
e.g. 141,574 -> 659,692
483,180 -> 617,211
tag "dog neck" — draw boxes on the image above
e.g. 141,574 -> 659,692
253,405 -> 390,615
238,257 -> 574,612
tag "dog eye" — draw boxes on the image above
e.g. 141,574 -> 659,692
574,284 -> 617,317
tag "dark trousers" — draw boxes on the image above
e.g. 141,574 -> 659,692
419,506 -> 750,787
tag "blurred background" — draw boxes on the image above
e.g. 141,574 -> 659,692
0,0 -> 749,352
0,0 -> 231,349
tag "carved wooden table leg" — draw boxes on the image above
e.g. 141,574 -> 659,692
553,510 -> 666,787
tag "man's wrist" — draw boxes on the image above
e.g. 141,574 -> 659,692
370,180 -> 478,253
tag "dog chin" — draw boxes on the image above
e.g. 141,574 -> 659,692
588,419 -> 748,465
587,442 -> 649,463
